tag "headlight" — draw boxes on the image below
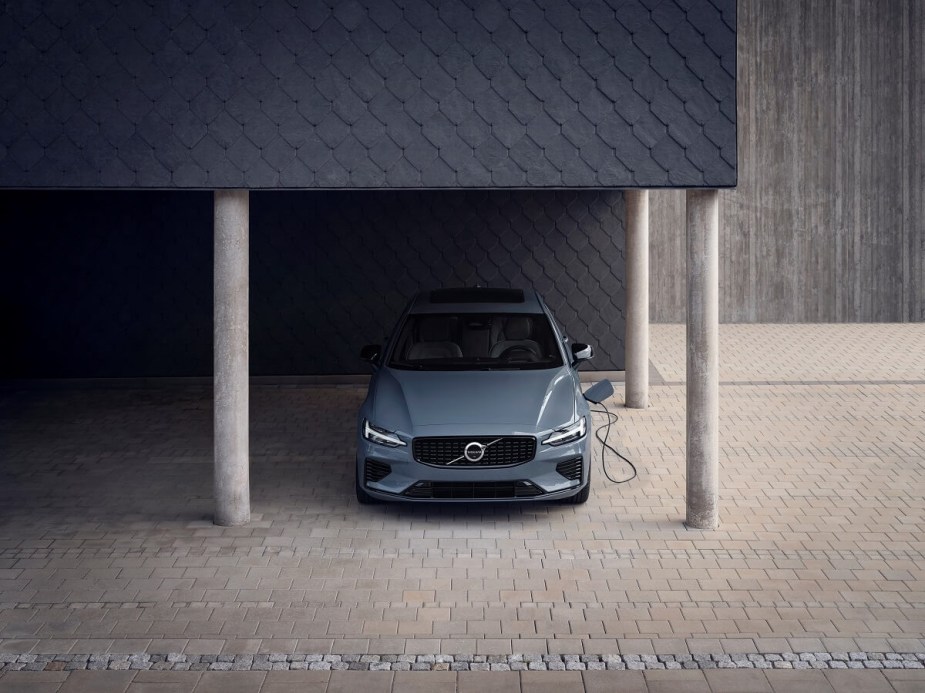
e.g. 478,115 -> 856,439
542,417 -> 586,446
363,419 -> 406,448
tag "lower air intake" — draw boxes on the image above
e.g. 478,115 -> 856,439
556,457 -> 583,481
403,480 -> 544,500
364,459 -> 391,483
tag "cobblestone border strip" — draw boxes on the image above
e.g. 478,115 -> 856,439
2,652 -> 924,673
8,599 -> 925,611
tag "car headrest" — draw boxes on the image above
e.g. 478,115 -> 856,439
418,316 -> 455,342
504,316 -> 532,340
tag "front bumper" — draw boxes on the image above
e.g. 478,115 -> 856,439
355,429 -> 591,502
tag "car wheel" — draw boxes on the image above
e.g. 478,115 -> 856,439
355,472 -> 382,505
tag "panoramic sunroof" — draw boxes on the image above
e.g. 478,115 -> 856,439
429,288 -> 525,304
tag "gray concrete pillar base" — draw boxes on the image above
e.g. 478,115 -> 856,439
685,189 -> 719,531
624,189 -> 649,409
683,516 -> 719,532
214,189 -> 250,527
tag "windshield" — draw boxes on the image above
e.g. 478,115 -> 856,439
389,313 -> 564,371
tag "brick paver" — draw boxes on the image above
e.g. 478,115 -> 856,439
1,324 -> 924,692
649,323 -> 925,383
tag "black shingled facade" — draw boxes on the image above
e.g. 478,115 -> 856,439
0,190 -> 627,376
0,0 -> 736,189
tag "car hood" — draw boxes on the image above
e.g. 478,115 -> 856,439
372,366 -> 578,431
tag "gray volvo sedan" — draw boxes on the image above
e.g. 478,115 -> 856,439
355,287 -> 595,504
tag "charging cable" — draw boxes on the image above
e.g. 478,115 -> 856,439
591,400 -> 637,484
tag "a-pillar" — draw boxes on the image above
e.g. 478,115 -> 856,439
624,189 -> 649,409
214,189 -> 250,526
685,189 -> 719,530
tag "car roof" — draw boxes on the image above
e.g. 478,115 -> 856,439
409,288 -> 545,314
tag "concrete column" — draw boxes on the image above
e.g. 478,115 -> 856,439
685,189 -> 719,530
214,190 -> 250,526
624,189 -> 649,409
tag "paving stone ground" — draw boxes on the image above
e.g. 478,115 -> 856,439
648,323 -> 925,383
1,324 -> 924,692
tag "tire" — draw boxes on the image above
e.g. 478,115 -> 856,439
563,468 -> 591,505
564,483 -> 590,505
355,471 -> 381,505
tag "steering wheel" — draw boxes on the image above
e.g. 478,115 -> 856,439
499,345 -> 539,362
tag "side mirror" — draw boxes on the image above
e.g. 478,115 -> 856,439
360,344 -> 381,363
571,342 -> 593,365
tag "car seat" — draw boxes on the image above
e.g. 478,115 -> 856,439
489,316 -> 542,359
407,316 -> 463,360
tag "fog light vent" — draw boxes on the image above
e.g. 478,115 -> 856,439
365,459 -> 391,483
556,457 -> 583,481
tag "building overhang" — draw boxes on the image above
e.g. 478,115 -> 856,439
0,0 -> 737,190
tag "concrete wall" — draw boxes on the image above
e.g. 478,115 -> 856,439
651,0 -> 924,323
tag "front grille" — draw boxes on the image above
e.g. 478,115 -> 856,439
412,436 -> 536,467
403,480 -> 545,499
364,459 -> 391,483
556,457 -> 583,481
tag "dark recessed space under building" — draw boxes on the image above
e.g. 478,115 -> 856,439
0,189 -> 626,377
